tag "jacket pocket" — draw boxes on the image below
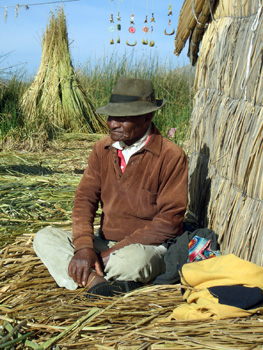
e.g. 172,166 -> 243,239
137,189 -> 158,219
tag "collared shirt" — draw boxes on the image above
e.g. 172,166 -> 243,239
112,124 -> 152,164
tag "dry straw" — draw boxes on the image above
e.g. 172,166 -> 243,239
1,235 -> 263,349
0,134 -> 104,247
1,130 -> 263,349
20,8 -> 107,137
177,0 -> 263,265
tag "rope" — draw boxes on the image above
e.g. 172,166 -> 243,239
242,0 -> 263,99
191,0 -> 202,26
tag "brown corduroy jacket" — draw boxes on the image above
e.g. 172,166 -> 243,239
72,124 -> 188,255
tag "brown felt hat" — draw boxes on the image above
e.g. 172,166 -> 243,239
96,77 -> 166,117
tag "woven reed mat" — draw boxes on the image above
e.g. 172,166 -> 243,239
1,235 -> 263,349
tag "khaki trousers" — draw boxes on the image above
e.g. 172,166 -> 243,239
33,226 -> 167,290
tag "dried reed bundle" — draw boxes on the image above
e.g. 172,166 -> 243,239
1,235 -> 263,349
174,0 -> 262,64
174,0 -> 206,56
20,8 -> 107,137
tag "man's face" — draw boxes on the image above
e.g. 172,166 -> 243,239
107,114 -> 152,146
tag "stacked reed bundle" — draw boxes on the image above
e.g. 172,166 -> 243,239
1,235 -> 263,349
180,0 -> 263,264
21,8 -> 107,137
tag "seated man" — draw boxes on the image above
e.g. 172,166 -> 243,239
34,77 -> 188,297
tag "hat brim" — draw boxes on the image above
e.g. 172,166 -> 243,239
96,99 -> 166,117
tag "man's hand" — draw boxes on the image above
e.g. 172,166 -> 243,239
68,248 -> 103,287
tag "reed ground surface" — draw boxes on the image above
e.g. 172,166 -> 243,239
1,135 -> 263,350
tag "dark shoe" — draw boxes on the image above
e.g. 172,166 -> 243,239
86,280 -> 142,298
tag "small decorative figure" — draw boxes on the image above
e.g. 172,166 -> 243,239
130,14 -> 135,24
128,26 -> 136,34
143,26 -> 149,33
126,40 -> 137,46
108,25 -> 115,33
168,4 -> 172,16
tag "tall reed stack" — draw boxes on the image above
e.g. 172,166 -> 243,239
21,8 -> 107,137
175,0 -> 263,265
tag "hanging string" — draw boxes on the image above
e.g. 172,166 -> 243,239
191,0 -> 202,26
0,0 -> 79,10
1,0 -> 79,20
117,0 -> 121,19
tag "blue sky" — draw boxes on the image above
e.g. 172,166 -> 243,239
0,0 -> 189,76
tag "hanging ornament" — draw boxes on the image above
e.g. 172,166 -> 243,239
109,0 -> 116,45
129,14 -> 136,33
15,4 -> 20,18
148,0 -> 155,47
108,24 -> 115,32
127,0 -> 137,46
164,19 -> 175,35
168,4 -> 172,16
142,0 -> 149,45
164,3 -> 175,36
143,26 -> 149,33
143,14 -> 149,32
126,40 -> 137,46
4,6 -> 8,22
116,0 -> 121,43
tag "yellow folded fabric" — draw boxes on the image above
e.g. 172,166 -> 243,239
168,254 -> 263,320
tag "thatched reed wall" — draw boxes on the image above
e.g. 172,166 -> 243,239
181,0 -> 263,265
